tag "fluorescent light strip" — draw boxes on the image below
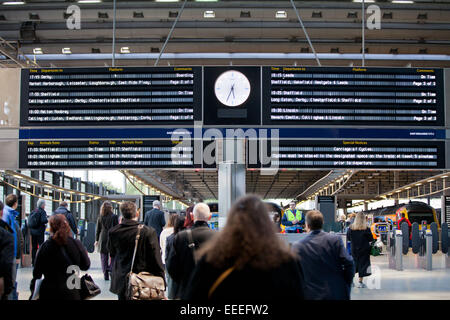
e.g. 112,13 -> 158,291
391,0 -> 414,3
2,1 -> 25,4
155,0 -> 179,2
203,10 -> 215,18
353,0 -> 375,2
276,11 -> 287,19
77,0 -> 102,3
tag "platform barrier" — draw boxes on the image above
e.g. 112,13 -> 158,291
441,223 -> 449,268
388,228 -> 403,271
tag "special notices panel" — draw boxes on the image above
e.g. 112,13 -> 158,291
250,139 -> 446,169
262,67 -> 444,126
20,67 -> 202,126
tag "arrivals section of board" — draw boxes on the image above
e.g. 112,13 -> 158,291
19,140 -> 202,169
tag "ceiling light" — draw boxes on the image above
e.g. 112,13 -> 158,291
203,10 -> 215,18
77,0 -> 102,3
62,47 -> 71,54
353,0 -> 375,2
33,47 -> 43,54
276,11 -> 287,19
2,1 -> 25,4
120,47 -> 130,53
29,13 -> 40,20
391,0 -> 414,3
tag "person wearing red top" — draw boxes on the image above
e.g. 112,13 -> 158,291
397,213 -> 412,240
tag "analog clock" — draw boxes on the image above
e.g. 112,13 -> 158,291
214,70 -> 251,107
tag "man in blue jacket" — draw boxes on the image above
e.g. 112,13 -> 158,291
144,200 -> 166,241
292,210 -> 355,300
0,200 -> 14,300
53,201 -> 78,237
2,194 -> 19,300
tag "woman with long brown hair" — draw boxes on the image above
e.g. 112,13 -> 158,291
95,201 -> 118,280
31,214 -> 90,300
346,212 -> 374,288
183,195 -> 305,301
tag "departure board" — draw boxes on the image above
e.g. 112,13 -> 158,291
262,67 -> 444,126
20,67 -> 202,126
250,139 -> 446,169
19,140 -> 201,169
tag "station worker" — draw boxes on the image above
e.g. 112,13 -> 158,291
281,201 -> 304,233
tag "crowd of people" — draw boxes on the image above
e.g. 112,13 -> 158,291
0,192 -> 379,301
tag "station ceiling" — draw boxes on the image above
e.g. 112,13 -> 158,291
126,168 -> 449,205
1,0 -> 450,67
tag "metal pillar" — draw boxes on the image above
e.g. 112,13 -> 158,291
425,230 -> 433,270
395,230 -> 403,271
218,139 -> 246,229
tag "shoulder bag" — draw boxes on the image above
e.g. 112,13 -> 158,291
208,266 -> 235,299
60,244 -> 101,300
126,224 -> 166,300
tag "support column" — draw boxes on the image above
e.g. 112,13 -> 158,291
218,139 -> 246,229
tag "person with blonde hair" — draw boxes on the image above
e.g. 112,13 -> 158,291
346,212 -> 374,288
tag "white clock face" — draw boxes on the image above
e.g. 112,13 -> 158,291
214,70 -> 251,107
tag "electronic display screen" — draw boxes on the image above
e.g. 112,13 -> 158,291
19,139 -> 201,169
249,139 -> 446,169
20,67 -> 202,126
262,66 -> 444,126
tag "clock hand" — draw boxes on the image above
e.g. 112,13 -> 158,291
226,83 -> 235,102
231,83 -> 235,99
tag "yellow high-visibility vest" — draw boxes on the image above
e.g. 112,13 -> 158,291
286,209 -> 302,222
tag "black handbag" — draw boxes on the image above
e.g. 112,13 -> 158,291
80,274 -> 101,300
61,245 -> 101,300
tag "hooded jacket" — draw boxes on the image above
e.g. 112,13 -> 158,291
2,205 -> 19,258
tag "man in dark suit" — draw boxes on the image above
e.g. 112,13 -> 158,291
166,203 -> 215,299
143,200 -> 166,241
292,210 -> 355,300
108,201 -> 164,300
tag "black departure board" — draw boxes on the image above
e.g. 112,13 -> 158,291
250,139 -> 446,169
262,67 -> 444,126
20,67 -> 202,126
19,140 -> 201,169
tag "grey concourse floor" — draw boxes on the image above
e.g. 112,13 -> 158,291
15,250 -> 450,300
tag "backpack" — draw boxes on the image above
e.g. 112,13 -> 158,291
28,210 -> 40,229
